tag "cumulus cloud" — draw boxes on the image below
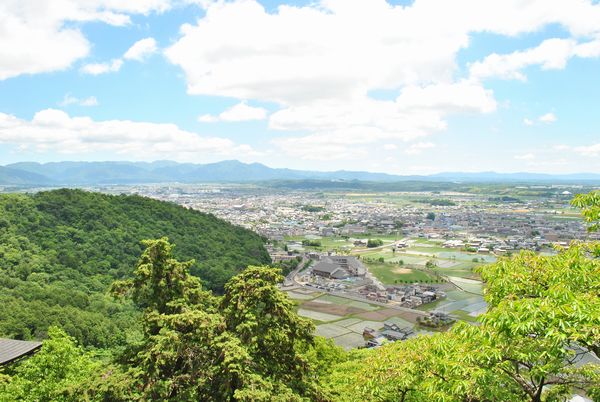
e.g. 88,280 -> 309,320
166,0 -> 600,102
124,37 -> 158,61
268,82 -> 495,155
0,1 -> 172,80
0,109 -> 254,160
523,112 -> 558,126
574,143 -> 600,156
469,38 -> 576,81
539,112 -> 557,123
59,94 -> 99,107
82,37 -> 159,75
470,37 -> 600,81
81,59 -> 123,75
199,102 -> 268,122
165,0 -> 600,161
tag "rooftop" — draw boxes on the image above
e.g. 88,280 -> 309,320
0,338 -> 42,365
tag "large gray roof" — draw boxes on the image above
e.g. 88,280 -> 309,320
313,261 -> 340,274
0,338 -> 42,365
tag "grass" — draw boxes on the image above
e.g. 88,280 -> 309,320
365,262 -> 439,285
410,246 -> 449,254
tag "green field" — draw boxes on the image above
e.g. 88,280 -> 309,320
317,294 -> 381,311
366,262 -> 439,284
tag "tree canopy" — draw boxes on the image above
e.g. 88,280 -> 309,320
0,189 -> 269,348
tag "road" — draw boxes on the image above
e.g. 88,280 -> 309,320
284,256 -> 310,286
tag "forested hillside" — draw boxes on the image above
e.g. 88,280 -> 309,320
0,189 -> 270,348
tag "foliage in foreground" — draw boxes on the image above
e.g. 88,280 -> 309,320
112,238 -> 328,400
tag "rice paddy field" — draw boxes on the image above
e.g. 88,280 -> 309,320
287,289 -> 424,349
283,236 -> 493,348
287,287 -> 483,349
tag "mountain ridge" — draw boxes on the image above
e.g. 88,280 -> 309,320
2,160 -> 599,185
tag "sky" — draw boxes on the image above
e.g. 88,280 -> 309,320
0,0 -> 599,175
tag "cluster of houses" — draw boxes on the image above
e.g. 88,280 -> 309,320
441,235 -> 577,255
417,311 -> 455,328
363,322 -> 415,347
357,284 -> 390,303
385,284 -> 446,308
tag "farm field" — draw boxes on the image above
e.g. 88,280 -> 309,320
292,289 -> 462,349
291,291 -> 425,349
284,234 -> 493,349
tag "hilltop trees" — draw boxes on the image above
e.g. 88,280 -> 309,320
0,190 -> 270,349
109,238 -> 321,401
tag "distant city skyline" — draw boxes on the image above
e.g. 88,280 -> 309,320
1,0 -> 600,174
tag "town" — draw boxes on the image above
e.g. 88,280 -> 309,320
87,182 -> 598,349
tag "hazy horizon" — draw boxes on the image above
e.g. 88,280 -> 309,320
3,159 -> 600,178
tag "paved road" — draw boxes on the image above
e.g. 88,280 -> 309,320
284,257 -> 310,286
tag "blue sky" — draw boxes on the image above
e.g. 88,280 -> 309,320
0,0 -> 599,174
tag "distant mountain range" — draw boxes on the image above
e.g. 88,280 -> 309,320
0,160 -> 599,185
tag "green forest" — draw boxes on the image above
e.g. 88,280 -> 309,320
0,189 -> 270,348
0,190 -> 599,401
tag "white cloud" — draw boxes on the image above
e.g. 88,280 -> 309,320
165,0 -> 600,161
539,112 -> 557,123
124,37 -> 158,61
167,0 -> 600,102
515,153 -> 535,160
405,142 -> 436,155
395,81 -> 497,114
0,1 -> 173,80
82,37 -> 158,76
574,143 -> 600,156
0,109 -> 254,161
268,81 -> 494,157
383,144 -> 397,151
81,59 -> 123,75
469,38 -> 576,81
199,102 -> 268,122
59,94 -> 98,107
523,112 -> 558,126
470,37 -> 600,81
